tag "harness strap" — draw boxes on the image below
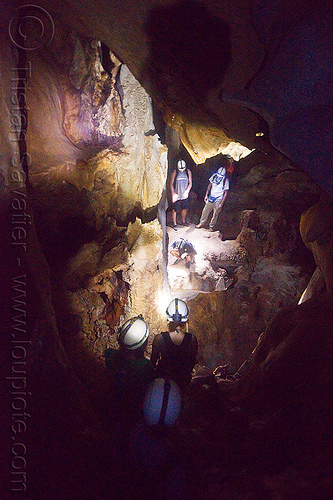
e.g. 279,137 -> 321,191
158,378 -> 171,425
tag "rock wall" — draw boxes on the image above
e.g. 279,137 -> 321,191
2,3 -> 333,498
40,0 -> 333,197
19,24 -> 168,362
167,149 -> 319,371
1,19 -> 167,498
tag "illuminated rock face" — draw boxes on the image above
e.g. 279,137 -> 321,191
16,26 -> 168,358
2,31 -> 169,482
11,19 -> 318,374
179,148 -> 320,369
300,201 -> 333,301
44,0 -> 333,196
26,33 -> 167,215
166,202 -> 313,370
1,19 -> 171,495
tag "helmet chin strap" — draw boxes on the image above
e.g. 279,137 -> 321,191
173,298 -> 182,322
158,378 -> 171,425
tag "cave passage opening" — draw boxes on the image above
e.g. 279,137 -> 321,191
159,129 -> 239,307
3,6 -> 332,498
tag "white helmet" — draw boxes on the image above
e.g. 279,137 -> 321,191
143,378 -> 182,426
177,160 -> 186,171
118,315 -> 149,350
166,298 -> 189,323
217,167 -> 226,176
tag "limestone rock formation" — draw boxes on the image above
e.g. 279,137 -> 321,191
24,27 -> 168,357
1,18 -> 168,499
2,1 -> 333,499
179,148 -> 319,369
41,0 -> 333,196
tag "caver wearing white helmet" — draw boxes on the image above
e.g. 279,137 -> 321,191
196,161 -> 230,232
143,377 -> 182,426
104,315 -> 153,420
217,167 -> 226,176
118,315 -> 149,350
169,159 -> 193,230
166,298 -> 189,323
177,159 -> 186,172
151,299 -> 198,390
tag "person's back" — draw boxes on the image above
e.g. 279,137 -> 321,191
104,315 -> 153,418
155,330 -> 197,389
105,349 -> 153,397
170,238 -> 196,266
126,378 -> 191,499
151,299 -> 198,390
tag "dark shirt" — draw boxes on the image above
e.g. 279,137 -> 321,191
152,331 -> 198,389
171,239 -> 196,257
104,348 -> 154,414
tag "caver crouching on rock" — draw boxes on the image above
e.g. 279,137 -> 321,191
170,238 -> 196,267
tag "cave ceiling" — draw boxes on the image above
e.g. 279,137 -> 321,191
39,0 -> 333,196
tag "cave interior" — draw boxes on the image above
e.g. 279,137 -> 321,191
2,1 -> 333,498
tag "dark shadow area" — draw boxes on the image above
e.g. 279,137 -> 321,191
145,0 -> 231,108
99,41 -> 115,76
151,100 -> 167,144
